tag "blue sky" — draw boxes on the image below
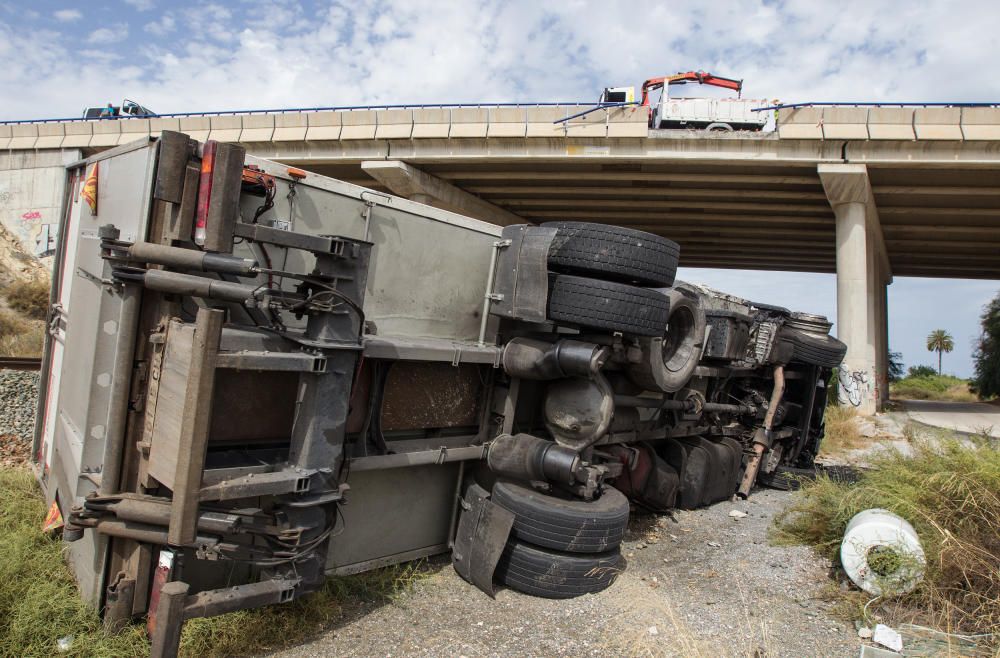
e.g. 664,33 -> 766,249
1,0 -> 997,376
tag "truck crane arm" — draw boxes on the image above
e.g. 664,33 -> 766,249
639,71 -> 743,106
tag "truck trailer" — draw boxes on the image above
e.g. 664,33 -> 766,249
33,132 -> 846,655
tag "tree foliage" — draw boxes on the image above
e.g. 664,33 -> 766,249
972,292 -> 1000,399
926,329 -> 955,375
888,350 -> 905,382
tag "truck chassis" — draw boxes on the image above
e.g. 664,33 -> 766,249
33,132 -> 845,655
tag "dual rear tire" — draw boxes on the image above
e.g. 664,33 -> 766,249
543,223 -> 678,337
491,481 -> 630,598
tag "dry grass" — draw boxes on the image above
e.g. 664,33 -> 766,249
0,318 -> 44,357
818,405 -> 867,456
596,576 -> 774,658
0,306 -> 44,357
0,465 -> 426,658
774,434 -> 1000,643
3,278 -> 50,320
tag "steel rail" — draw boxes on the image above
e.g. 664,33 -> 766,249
753,101 -> 1000,112
0,356 -> 42,371
1,101 -> 637,125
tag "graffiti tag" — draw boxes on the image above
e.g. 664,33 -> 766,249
21,210 -> 42,221
838,369 -> 870,407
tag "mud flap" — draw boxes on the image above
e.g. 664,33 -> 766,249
451,483 -> 514,597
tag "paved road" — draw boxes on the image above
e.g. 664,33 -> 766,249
900,399 -> 1000,437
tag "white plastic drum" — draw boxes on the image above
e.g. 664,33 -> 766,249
840,508 -> 926,596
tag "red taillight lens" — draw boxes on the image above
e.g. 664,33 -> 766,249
194,140 -> 217,246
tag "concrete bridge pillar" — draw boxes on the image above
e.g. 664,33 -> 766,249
819,164 -> 892,415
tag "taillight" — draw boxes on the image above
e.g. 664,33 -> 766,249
194,140 -> 217,246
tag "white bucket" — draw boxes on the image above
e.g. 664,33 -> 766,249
840,508 -> 926,596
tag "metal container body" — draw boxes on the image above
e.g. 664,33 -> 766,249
237,156 -> 501,341
655,97 -> 769,130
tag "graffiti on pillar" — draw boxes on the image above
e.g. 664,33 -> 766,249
838,369 -> 870,407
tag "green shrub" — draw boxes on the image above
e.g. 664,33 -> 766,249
4,279 -> 50,320
907,365 -> 937,378
891,374 -> 976,402
774,436 -> 1000,638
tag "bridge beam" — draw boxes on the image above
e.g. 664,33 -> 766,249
360,160 -> 524,226
819,164 -> 892,414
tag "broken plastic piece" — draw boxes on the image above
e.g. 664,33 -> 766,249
841,509 -> 925,596
873,624 -> 903,652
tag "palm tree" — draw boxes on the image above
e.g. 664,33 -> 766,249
926,329 -> 955,375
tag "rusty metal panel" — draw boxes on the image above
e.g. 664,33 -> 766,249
381,362 -> 483,431
208,370 -> 297,443
202,142 -> 246,253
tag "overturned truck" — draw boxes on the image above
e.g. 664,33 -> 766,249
34,132 -> 846,654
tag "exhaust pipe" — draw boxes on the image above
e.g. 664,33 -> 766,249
502,338 -> 607,380
738,365 -> 785,498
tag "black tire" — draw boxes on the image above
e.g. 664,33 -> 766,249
547,275 -> 670,337
496,538 -> 624,599
781,327 -> 847,368
492,481 -> 630,553
544,222 -> 679,287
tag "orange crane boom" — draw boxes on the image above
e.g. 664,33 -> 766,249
639,71 -> 743,106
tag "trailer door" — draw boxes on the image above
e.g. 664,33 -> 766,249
35,141 -> 157,606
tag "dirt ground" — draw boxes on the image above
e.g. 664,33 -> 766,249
273,489 -> 860,658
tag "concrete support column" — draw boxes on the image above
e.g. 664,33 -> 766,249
819,164 -> 892,415
833,199 -> 878,413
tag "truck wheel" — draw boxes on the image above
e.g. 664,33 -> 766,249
492,481 -> 630,553
629,288 -> 706,392
543,222 -> 679,287
781,327 -> 847,368
547,275 -> 670,337
495,538 -> 624,599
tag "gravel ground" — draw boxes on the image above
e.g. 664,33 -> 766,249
0,370 -> 38,466
273,489 -> 860,658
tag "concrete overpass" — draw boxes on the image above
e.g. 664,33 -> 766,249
3,103 -> 1000,413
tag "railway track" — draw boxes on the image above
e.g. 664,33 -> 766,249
0,356 -> 42,371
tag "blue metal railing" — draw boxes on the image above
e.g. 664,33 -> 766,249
551,102 -> 639,123
1,101 -> 639,126
752,101 -> 1000,112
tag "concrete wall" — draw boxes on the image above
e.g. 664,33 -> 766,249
0,149 -> 79,261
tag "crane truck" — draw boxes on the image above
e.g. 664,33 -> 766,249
602,70 -> 769,131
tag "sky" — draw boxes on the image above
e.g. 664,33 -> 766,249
1,0 -> 998,376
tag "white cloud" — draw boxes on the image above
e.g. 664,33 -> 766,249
144,13 -> 175,36
125,0 -> 155,10
53,9 -> 82,22
87,23 -> 129,45
2,1 -> 998,376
